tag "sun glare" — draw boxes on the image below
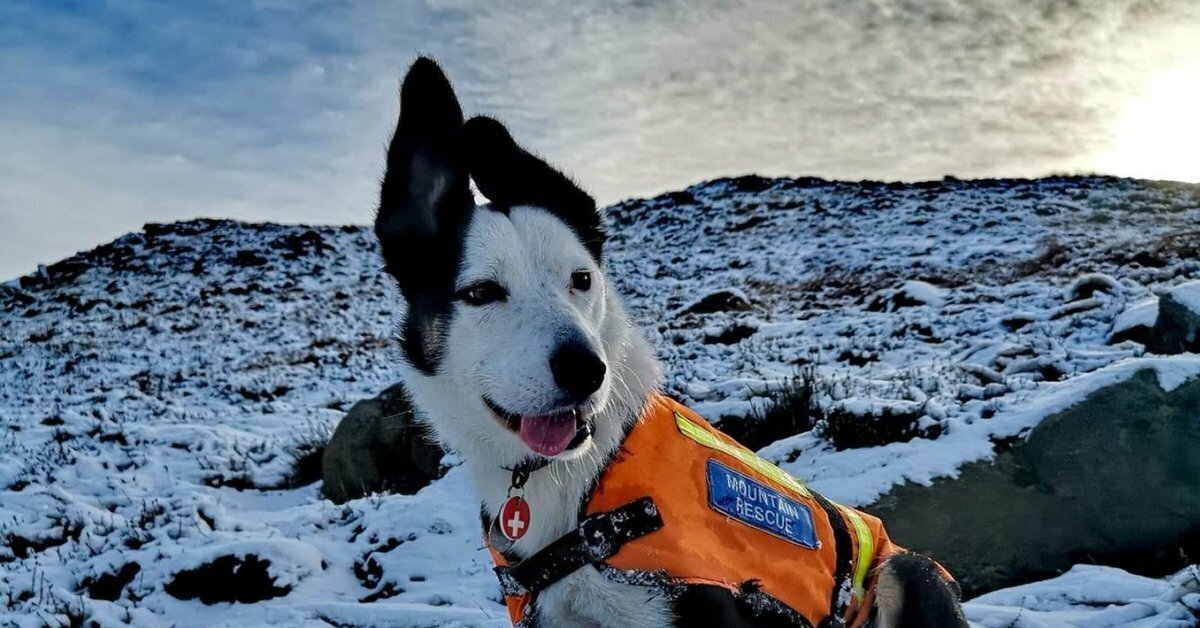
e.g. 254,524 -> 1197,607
1100,57 -> 1200,183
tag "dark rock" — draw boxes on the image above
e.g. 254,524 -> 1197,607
1066,273 -> 1121,301
322,383 -> 446,504
867,369 -> 1200,597
1109,324 -> 1152,346
6,521 -> 83,560
1049,297 -> 1102,319
1108,298 -> 1158,347
165,554 -> 290,604
0,285 -> 36,307
45,259 -> 91,284
660,190 -> 696,205
81,562 -> 141,601
1129,251 -> 1167,268
867,281 -> 945,312
703,323 -> 757,345
271,230 -> 330,260
1145,283 -> 1200,355
729,215 -> 770,232
232,250 -> 269,267
836,349 -> 877,367
684,290 -> 754,315
1000,314 -> 1034,331
144,220 -> 219,238
725,175 -> 775,193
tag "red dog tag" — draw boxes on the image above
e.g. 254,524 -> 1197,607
499,496 -> 531,541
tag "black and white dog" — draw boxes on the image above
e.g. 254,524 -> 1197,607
373,57 -> 967,628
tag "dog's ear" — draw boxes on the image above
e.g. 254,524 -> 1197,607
376,57 -> 471,269
464,116 -> 604,262
375,57 -> 473,374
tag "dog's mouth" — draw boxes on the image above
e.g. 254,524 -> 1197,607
483,397 -> 594,457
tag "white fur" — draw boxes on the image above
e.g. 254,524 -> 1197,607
872,563 -> 904,628
396,204 -> 671,625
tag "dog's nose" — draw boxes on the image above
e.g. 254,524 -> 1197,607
549,341 -> 606,402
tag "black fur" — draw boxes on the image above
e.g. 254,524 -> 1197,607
670,583 -> 815,628
880,552 -> 969,628
464,116 -> 605,263
375,57 -> 474,374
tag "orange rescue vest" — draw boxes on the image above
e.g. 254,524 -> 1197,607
485,394 -> 924,627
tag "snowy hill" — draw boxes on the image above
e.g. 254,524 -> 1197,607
3,175 -> 1200,627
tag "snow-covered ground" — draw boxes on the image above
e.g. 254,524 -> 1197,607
2,175 -> 1199,626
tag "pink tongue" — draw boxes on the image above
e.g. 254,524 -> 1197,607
519,412 -> 578,456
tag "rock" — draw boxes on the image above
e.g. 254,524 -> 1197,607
1066,272 -> 1121,301
1049,297 -> 1102,319
725,175 -> 775,193
1129,250 -> 1167,268
660,190 -> 696,205
866,369 -> 1200,597
1108,297 -> 1158,345
1000,313 -> 1035,331
231,250 -> 269,267
271,230 -> 331,260
81,562 -> 141,601
0,284 -> 36,307
868,280 -> 946,312
703,323 -> 757,345
683,289 -> 754,315
165,555 -> 290,604
1145,281 -> 1200,354
322,383 -> 446,503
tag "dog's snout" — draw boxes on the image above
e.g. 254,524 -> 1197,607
549,341 -> 606,402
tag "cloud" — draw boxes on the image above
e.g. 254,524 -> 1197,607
2,0 -> 1198,279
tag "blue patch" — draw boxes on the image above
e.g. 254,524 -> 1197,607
706,459 -> 819,549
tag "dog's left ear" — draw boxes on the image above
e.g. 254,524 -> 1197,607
464,116 -> 605,262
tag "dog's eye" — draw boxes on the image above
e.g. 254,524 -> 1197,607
457,281 -> 508,306
570,271 -> 592,292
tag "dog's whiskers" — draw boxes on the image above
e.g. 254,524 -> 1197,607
378,410 -> 415,423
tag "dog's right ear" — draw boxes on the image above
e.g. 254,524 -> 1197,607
375,57 -> 473,374
376,57 -> 471,274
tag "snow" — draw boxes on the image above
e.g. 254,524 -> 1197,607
1169,280 -> 1200,316
900,279 -> 947,308
965,565 -> 1200,627
3,175 -> 1200,626
1111,297 -> 1159,338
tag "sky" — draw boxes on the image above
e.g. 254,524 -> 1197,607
2,0 -> 1199,280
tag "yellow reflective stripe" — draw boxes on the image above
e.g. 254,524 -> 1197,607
674,412 -> 722,447
674,412 -> 811,498
839,505 -> 875,601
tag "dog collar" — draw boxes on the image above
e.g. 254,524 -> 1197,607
504,457 -> 551,482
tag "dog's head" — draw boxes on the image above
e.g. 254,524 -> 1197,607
375,58 -> 646,466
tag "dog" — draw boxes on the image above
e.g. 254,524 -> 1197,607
373,57 -> 969,628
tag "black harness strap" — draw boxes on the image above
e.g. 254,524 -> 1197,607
811,491 -> 854,628
496,496 -> 664,595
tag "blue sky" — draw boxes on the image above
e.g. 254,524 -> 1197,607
0,0 -> 460,279
2,0 -> 1199,279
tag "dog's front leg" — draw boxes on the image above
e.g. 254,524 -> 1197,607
535,566 -> 674,628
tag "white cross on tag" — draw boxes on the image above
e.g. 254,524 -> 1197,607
505,512 -> 525,537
